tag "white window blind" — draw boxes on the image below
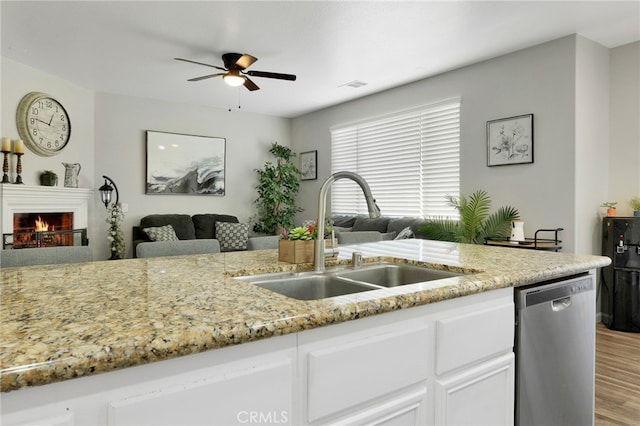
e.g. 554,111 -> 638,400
331,99 -> 460,218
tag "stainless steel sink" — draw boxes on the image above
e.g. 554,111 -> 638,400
236,262 -> 465,300
336,262 -> 462,287
247,275 -> 379,300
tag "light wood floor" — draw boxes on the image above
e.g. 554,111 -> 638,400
595,323 -> 640,425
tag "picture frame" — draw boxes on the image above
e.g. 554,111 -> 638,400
145,130 -> 226,195
299,150 -> 317,181
487,114 -> 534,166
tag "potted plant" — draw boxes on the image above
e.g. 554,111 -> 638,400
106,202 -> 125,259
39,170 -> 58,186
601,202 -> 617,217
630,197 -> 640,217
419,189 -> 520,244
278,225 -> 315,263
253,142 -> 303,235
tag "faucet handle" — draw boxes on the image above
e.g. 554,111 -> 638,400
352,251 -> 363,268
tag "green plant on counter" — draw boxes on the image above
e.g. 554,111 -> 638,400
419,189 -> 520,244
253,142 -> 303,235
629,197 -> 640,212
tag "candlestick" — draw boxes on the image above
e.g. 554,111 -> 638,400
14,153 -> 24,184
1,150 -> 9,183
1,137 -> 10,152
13,139 -> 24,155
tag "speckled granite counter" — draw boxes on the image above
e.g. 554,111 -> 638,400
0,239 -> 610,392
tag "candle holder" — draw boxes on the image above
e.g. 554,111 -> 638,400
1,150 -> 10,183
14,153 -> 24,184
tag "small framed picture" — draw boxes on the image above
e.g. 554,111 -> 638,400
487,114 -> 534,166
300,150 -> 317,180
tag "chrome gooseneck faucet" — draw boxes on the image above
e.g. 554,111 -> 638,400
314,171 -> 381,271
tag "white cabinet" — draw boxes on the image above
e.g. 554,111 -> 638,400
2,288 -> 514,426
1,334 -> 296,426
298,312 -> 432,425
434,298 -> 515,426
435,354 -> 515,426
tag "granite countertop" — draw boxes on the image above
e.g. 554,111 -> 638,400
0,239 -> 610,392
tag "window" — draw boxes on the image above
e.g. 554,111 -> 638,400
330,98 -> 460,218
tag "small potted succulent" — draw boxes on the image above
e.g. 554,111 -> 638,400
39,170 -> 58,186
601,202 -> 617,217
629,197 -> 640,217
278,225 -> 315,264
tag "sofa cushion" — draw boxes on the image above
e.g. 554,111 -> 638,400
143,224 -> 179,242
394,226 -> 415,240
216,222 -> 249,251
136,239 -> 220,258
140,214 -> 195,240
387,217 -> 427,235
331,215 -> 359,228
192,214 -> 239,239
352,217 -> 391,232
337,231 -> 383,245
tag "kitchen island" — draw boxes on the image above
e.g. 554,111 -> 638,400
1,239 -> 610,425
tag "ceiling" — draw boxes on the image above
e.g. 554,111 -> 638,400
2,1 -> 639,118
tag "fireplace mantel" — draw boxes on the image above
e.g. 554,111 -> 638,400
1,185 -> 93,235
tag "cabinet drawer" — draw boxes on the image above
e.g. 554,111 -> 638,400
305,325 -> 430,422
435,301 -> 514,375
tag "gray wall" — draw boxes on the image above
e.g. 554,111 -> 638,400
2,36 -> 638,259
609,41 -> 640,216
292,36 -> 580,252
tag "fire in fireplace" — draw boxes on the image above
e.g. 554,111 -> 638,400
12,212 -> 74,248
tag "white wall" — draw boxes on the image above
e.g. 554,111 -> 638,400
609,41 -> 640,216
292,36 -> 579,252
1,58 -> 97,247
94,93 -> 290,259
574,36 -> 610,255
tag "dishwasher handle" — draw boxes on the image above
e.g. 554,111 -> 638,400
552,296 -> 572,311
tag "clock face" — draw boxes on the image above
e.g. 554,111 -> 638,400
16,92 -> 71,156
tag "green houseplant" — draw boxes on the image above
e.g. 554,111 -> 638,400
39,170 -> 58,186
419,189 -> 520,244
601,201 -> 617,217
253,142 -> 303,235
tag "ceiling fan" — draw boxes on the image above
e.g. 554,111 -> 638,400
174,53 -> 296,91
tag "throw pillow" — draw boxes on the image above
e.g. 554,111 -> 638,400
394,226 -> 415,240
143,224 -> 179,242
216,222 -> 249,251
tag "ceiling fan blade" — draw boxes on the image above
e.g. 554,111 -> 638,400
174,57 -> 226,71
243,76 -> 260,91
246,70 -> 297,81
188,73 -> 225,82
235,54 -> 258,70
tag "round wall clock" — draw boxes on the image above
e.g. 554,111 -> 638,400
16,92 -> 71,157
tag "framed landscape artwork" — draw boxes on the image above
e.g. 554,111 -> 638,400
300,150 -> 317,180
146,130 -> 226,195
487,114 -> 534,166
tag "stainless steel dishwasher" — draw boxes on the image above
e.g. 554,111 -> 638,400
515,274 -> 596,426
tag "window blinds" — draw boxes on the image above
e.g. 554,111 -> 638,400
330,99 -> 460,218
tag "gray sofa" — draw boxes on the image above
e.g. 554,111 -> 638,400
330,215 -> 429,245
132,214 -> 279,258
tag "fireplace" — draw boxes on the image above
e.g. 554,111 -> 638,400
12,212 -> 75,248
1,185 -> 92,249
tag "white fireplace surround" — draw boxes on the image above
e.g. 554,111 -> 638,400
1,185 -> 93,236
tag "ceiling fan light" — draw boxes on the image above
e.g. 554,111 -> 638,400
223,73 -> 245,87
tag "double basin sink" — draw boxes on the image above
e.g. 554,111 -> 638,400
236,262 -> 463,300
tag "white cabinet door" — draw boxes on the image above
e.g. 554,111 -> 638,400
331,385 -> 428,426
298,311 -> 432,425
107,358 -> 293,426
434,353 -> 515,426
